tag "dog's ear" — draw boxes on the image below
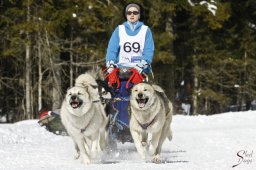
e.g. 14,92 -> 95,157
152,84 -> 165,93
67,86 -> 72,91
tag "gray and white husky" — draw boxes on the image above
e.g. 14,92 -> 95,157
60,72 -> 108,165
129,83 -> 173,163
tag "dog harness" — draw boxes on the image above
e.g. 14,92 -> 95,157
80,100 -> 101,133
126,68 -> 145,88
80,124 -> 90,133
136,115 -> 157,130
104,68 -> 144,89
104,68 -> 120,88
135,92 -> 171,130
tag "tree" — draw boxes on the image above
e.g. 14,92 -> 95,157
173,0 -> 231,114
1,0 -> 256,120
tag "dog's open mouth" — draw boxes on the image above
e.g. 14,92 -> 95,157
136,98 -> 149,108
70,100 -> 83,109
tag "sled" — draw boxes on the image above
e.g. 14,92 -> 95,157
104,67 -> 147,144
38,110 -> 67,135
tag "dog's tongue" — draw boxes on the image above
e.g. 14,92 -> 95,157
71,102 -> 79,108
139,102 -> 145,108
138,99 -> 145,108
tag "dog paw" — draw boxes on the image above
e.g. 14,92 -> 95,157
83,158 -> 91,165
74,152 -> 80,160
152,154 -> 161,164
141,141 -> 147,147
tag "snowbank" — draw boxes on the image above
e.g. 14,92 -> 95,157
0,111 -> 255,170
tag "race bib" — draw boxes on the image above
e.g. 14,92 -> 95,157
118,25 -> 148,66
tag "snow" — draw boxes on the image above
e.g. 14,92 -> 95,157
0,114 -> 7,123
199,1 -> 217,16
188,0 -> 218,16
0,111 -> 255,170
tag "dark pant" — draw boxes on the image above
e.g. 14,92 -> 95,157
112,81 -> 132,126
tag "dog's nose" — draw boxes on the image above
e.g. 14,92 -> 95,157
71,95 -> 77,100
138,93 -> 143,98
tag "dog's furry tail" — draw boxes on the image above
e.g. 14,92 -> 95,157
86,66 -> 104,81
75,67 -> 104,88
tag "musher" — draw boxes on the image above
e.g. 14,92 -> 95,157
105,2 -> 155,142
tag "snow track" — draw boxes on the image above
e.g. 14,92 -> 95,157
0,111 -> 255,170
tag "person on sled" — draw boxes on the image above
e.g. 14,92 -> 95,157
105,2 -> 154,143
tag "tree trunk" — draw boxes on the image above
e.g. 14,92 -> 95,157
193,76 -> 198,115
204,97 -> 208,113
25,0 -> 32,119
70,29 -> 73,87
25,43 -> 31,119
192,55 -> 199,115
38,38 -> 42,112
45,30 -> 62,111
51,60 -> 62,111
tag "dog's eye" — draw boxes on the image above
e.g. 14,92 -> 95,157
134,89 -> 138,92
69,93 -> 72,96
78,92 -> 82,95
144,89 -> 147,91
102,91 -> 107,95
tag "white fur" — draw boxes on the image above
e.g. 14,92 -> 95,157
60,73 -> 108,165
129,83 -> 173,163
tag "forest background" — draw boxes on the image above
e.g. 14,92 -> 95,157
1,0 -> 256,122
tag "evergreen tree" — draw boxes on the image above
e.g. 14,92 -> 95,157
1,0 -> 256,119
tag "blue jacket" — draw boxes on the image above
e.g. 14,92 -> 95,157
106,21 -> 154,67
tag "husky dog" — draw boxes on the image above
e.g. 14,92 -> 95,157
60,72 -> 108,165
75,70 -> 112,105
129,83 -> 173,163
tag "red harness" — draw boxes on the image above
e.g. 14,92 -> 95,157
104,68 -> 120,88
126,68 -> 144,88
104,67 -> 144,89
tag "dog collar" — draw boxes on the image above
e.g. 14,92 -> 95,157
92,100 -> 100,103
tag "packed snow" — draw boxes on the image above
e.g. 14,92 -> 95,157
0,111 -> 255,170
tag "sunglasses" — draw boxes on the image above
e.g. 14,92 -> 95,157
126,11 -> 140,15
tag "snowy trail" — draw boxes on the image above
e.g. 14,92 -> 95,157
0,111 -> 255,170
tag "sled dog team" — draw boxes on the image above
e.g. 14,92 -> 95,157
60,71 -> 173,165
